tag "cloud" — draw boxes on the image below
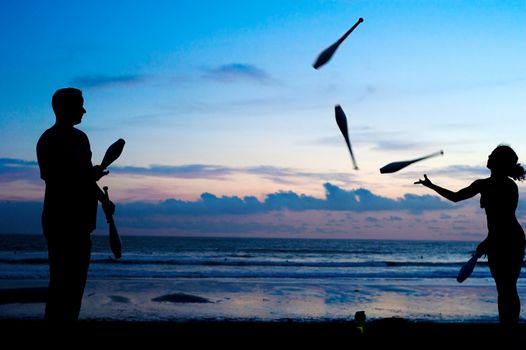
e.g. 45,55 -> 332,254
398,164 -> 489,180
0,158 -> 455,215
311,127 -> 432,154
121,183 -> 453,217
70,74 -> 147,89
202,63 -> 275,84
244,166 -> 356,184
0,159 -> 355,185
112,164 -> 235,179
434,165 -> 489,176
108,182 -> 455,217
0,182 -> 456,234
324,184 -> 453,213
0,158 -> 38,173
372,140 -> 431,152
0,158 -> 40,184
109,163 -> 355,183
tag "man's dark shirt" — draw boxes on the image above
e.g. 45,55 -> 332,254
37,124 -> 98,235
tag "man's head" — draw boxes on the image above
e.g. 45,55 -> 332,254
52,88 -> 86,125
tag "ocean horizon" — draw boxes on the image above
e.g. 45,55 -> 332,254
1,234 -> 525,323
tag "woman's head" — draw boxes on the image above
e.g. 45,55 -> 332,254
487,145 -> 525,181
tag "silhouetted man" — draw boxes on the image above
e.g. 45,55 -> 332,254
37,88 -> 113,322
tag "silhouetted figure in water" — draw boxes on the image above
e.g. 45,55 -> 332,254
415,145 -> 525,327
37,88 -> 114,322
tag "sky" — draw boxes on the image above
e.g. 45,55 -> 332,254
1,0 -> 525,240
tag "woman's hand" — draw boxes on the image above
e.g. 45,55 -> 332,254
476,238 -> 488,258
414,174 -> 433,187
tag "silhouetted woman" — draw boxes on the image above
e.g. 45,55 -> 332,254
415,145 -> 525,326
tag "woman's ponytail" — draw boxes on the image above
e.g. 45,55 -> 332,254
510,163 -> 526,181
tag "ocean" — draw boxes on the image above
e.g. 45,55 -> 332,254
1,234 -> 525,322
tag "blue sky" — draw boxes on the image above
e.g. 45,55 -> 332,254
1,1 -> 525,239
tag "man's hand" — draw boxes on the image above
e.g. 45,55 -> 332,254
93,165 -> 109,181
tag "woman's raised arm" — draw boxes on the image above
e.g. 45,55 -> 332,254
415,174 -> 481,203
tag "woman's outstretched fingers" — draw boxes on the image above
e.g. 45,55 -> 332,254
414,174 -> 430,185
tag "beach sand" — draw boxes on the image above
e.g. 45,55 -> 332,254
2,318 -> 525,346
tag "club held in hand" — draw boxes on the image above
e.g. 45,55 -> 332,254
101,138 -> 126,170
103,186 -> 122,259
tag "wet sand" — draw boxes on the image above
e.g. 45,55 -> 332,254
0,278 -> 511,323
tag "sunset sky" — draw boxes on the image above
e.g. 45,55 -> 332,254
1,0 -> 525,240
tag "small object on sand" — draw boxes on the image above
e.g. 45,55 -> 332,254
354,310 -> 366,334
